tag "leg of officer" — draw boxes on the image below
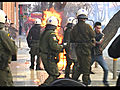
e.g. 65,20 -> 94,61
77,51 -> 91,85
40,53 -> 59,86
65,54 -> 73,78
0,66 -> 13,86
30,54 -> 35,69
36,54 -> 40,70
72,63 -> 81,81
72,59 -> 80,80
6,67 -> 14,86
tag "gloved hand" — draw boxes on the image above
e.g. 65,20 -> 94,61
63,42 -> 67,49
63,42 -> 67,46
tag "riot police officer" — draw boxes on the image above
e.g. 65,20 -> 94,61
39,16 -> 63,86
27,18 -> 42,70
0,9 -> 18,86
70,8 -> 96,85
63,17 -> 77,78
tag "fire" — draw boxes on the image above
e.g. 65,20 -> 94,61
41,7 -> 63,44
41,7 -> 66,70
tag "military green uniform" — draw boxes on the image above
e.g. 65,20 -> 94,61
64,24 -> 72,78
0,23 -> 18,86
39,25 -> 63,86
63,23 -> 78,78
70,20 -> 95,85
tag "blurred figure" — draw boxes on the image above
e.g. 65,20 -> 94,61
0,9 -> 18,86
27,18 -> 43,70
5,19 -> 10,33
8,23 -> 18,40
70,8 -> 96,85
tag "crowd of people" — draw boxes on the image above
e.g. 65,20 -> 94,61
0,8 -> 119,86
26,8 -> 109,86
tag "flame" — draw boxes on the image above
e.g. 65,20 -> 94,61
41,7 -> 62,27
41,7 -> 63,44
41,7 -> 66,70
58,49 -> 67,70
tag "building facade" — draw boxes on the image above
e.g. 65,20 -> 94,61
0,2 -> 19,30
0,2 -> 33,34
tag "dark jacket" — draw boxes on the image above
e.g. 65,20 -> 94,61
26,24 -> 41,47
92,31 -> 104,56
26,24 -> 41,55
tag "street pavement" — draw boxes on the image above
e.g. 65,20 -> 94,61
10,35 -> 118,87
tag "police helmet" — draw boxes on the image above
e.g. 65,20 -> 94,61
47,16 -> 58,26
35,18 -> 41,24
0,9 -> 7,23
67,17 -> 78,25
76,8 -> 88,19
67,17 -> 75,24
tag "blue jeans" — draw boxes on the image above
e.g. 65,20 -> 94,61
91,55 -> 109,82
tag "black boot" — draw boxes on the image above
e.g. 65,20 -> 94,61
30,55 -> 35,70
103,81 -> 109,86
36,56 -> 42,70
29,65 -> 34,70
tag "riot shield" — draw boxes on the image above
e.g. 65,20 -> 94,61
101,10 -> 120,50
69,43 -> 77,60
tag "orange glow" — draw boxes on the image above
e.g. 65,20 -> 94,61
33,79 -> 40,83
41,7 -> 63,44
28,17 -> 36,22
58,49 -> 67,70
25,61 -> 29,64
41,7 -> 66,70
